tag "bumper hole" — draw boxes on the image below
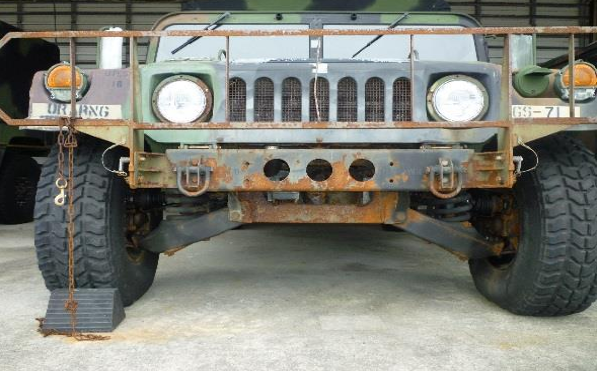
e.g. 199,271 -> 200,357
264,159 -> 290,181
349,159 -> 375,182
306,159 -> 332,182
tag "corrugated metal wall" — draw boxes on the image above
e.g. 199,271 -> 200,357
0,1 -> 182,66
0,0 -> 592,66
450,0 -> 593,63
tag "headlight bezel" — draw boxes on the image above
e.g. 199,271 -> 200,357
44,62 -> 89,103
151,75 -> 212,124
554,62 -> 597,102
427,75 -> 489,122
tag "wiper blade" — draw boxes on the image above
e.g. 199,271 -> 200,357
171,12 -> 231,55
352,13 -> 410,58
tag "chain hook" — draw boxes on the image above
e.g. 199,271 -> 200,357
54,178 -> 68,206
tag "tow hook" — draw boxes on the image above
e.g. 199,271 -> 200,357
427,158 -> 464,199
175,162 -> 212,197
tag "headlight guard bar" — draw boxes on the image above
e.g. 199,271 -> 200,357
0,26 -> 596,191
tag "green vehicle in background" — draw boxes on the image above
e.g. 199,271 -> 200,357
5,0 -> 597,316
0,21 -> 59,224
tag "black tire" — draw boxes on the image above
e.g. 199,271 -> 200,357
470,134 -> 597,316
0,153 -> 40,224
34,138 -> 159,306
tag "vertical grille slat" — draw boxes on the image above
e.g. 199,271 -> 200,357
244,74 -> 411,123
228,77 -> 246,122
282,77 -> 302,122
337,77 -> 357,122
254,77 -> 274,122
365,77 -> 385,122
309,78 -> 329,122
393,78 -> 412,121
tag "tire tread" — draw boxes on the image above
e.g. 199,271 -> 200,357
517,135 -> 597,315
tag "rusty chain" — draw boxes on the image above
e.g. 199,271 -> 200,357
42,118 -> 109,341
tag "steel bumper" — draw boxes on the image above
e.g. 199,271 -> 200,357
133,148 -> 510,192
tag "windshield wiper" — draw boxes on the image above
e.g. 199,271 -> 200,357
351,13 -> 410,58
171,12 -> 231,55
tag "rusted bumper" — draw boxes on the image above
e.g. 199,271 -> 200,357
134,148 -> 510,192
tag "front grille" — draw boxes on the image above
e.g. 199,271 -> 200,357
365,77 -> 385,122
254,77 -> 274,122
337,77 -> 358,122
282,77 -> 302,122
228,77 -> 246,122
310,77 -> 329,121
230,75 -> 411,123
393,78 -> 411,121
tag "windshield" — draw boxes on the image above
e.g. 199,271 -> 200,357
324,25 -> 477,61
156,24 -> 310,61
155,24 -> 478,62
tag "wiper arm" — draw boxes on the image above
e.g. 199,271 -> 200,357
171,12 -> 231,55
352,13 -> 410,58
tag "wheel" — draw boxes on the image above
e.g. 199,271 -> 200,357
469,134 -> 597,316
34,137 -> 159,306
0,153 -> 40,224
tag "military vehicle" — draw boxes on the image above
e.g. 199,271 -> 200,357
0,22 -> 59,224
2,0 -> 596,316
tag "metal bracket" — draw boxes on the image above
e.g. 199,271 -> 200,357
175,163 -> 212,197
391,191 -> 410,224
427,158 -> 464,199
140,208 -> 242,253
397,209 -> 503,259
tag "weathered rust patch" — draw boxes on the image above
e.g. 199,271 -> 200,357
236,192 -> 398,224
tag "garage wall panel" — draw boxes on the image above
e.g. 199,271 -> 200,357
451,0 -> 591,63
0,1 -> 591,66
0,2 -> 181,67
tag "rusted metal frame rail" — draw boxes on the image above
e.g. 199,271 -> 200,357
0,27 -> 593,129
2,27 -> 597,40
501,34 -> 514,187
69,39 -> 77,120
1,118 -> 594,129
0,26 -> 589,177
569,34 -> 576,118
409,34 -> 416,123
0,26 -> 591,126
225,36 -> 230,123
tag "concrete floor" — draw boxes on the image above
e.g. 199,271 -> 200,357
0,223 -> 596,371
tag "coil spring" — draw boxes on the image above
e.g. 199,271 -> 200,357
412,192 -> 472,222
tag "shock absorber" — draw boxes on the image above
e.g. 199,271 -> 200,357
411,192 -> 473,222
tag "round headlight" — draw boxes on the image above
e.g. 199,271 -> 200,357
427,75 -> 488,122
152,75 -> 212,123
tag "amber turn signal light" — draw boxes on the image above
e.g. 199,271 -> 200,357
561,62 -> 597,87
45,64 -> 83,89
44,63 -> 89,102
